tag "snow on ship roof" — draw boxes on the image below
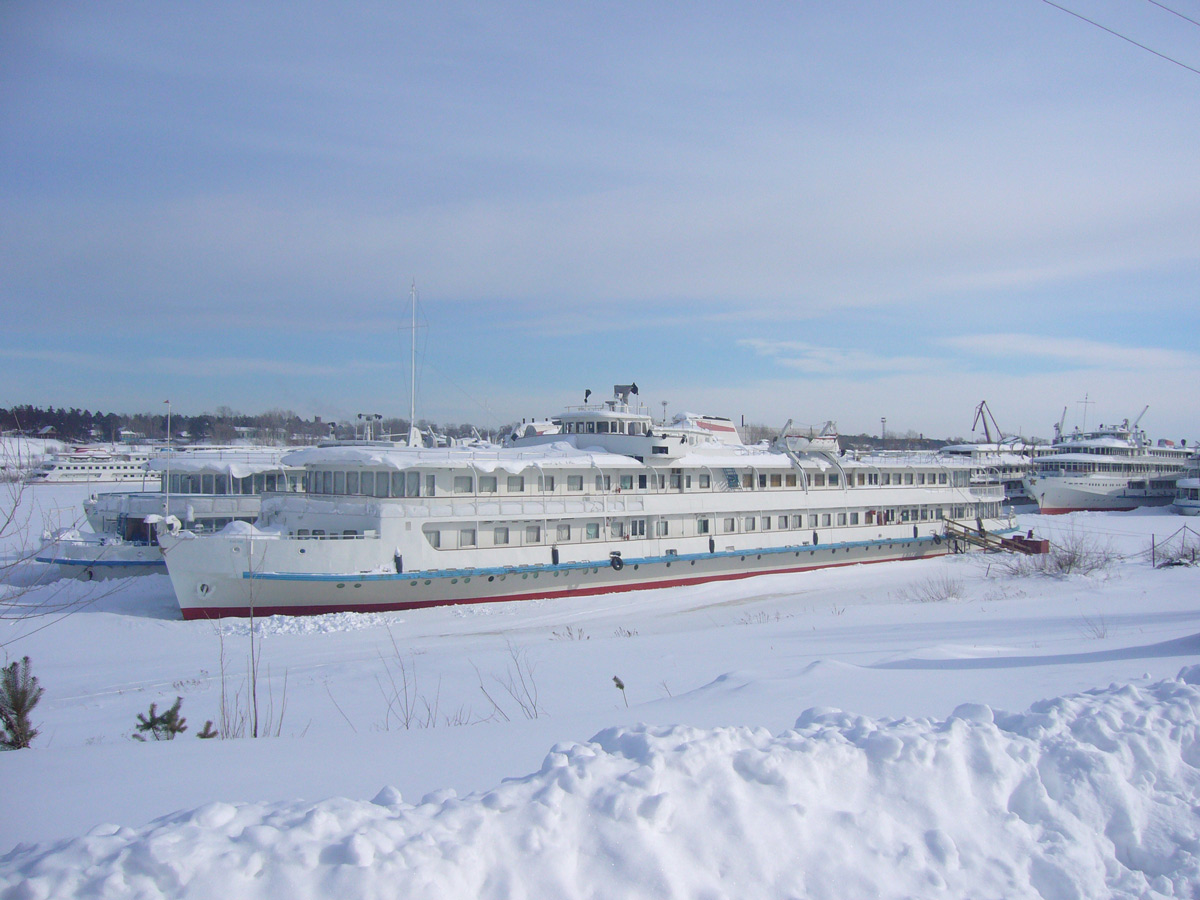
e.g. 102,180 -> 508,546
283,441 -> 646,473
146,448 -> 295,478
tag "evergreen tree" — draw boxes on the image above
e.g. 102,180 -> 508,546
133,696 -> 188,741
0,656 -> 44,750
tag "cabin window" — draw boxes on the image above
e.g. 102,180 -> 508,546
837,513 -> 847,526
556,524 -> 571,541
541,476 -> 555,491
745,517 -> 756,532
850,512 -> 859,525
494,526 -> 509,545
454,475 -> 473,493
408,472 -> 421,497
427,530 -> 440,549
758,475 -> 767,488
374,472 -> 389,498
639,474 -> 649,489
822,514 -> 831,526
697,518 -> 710,534
670,473 -> 682,489
216,475 -> 229,494
391,472 -> 405,497
611,521 -> 625,538
786,474 -> 797,487
656,520 -> 668,537
742,474 -> 753,489
808,515 -> 818,528
770,474 -> 782,488
631,519 -> 646,537
939,473 -> 947,485
586,422 -> 596,433
568,475 -> 584,491
507,475 -> 525,493
699,473 -> 711,489
620,475 -> 634,491
762,516 -> 771,530
333,471 -> 346,494
829,474 -> 839,486
479,475 -> 497,493
322,471 -> 333,494
459,528 -> 476,548
596,475 -> 611,491
526,525 -> 541,543
724,517 -> 736,533
346,471 -> 359,494
812,473 -> 826,487
586,522 -> 600,540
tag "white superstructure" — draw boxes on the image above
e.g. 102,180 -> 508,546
157,385 -> 1011,619
937,440 -> 1046,509
1022,410 -> 1191,514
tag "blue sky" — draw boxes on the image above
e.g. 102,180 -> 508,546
2,1 -> 1198,441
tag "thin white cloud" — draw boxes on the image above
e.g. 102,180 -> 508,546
940,334 -> 1200,370
738,339 -> 937,375
0,349 -> 393,379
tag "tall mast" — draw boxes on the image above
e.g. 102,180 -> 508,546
409,281 -> 419,446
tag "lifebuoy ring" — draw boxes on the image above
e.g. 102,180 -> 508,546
610,554 -> 624,571
933,533 -> 942,545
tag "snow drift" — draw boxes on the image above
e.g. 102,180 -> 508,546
5,667 -> 1199,899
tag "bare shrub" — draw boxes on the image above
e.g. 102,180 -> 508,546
1080,614 -> 1110,640
476,641 -> 543,721
996,529 -> 1119,578
902,573 -> 965,603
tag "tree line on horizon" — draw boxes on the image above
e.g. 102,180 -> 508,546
0,405 -> 494,446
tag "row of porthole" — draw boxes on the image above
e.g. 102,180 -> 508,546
387,543 -> 908,590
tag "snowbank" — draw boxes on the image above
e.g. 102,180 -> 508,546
5,668 -> 1199,899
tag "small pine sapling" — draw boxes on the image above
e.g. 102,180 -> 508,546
0,656 -> 44,750
133,696 -> 188,741
197,720 -> 219,739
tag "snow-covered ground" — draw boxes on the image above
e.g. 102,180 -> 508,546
3,483 -> 1200,897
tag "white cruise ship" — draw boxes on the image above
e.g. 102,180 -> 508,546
156,385 -> 1011,620
937,440 -> 1046,510
25,445 -> 158,485
1022,411 -> 1192,514
36,448 -> 303,579
1173,451 -> 1200,517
